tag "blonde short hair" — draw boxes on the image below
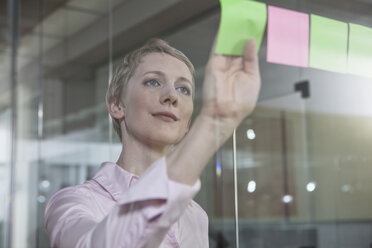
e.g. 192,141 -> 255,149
106,38 -> 195,142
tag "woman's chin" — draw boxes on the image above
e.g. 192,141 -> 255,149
144,134 -> 182,148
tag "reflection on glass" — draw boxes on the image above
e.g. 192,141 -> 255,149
306,181 -> 316,192
282,194 -> 293,204
37,195 -> 46,204
39,180 -> 51,192
342,184 -> 352,193
247,180 -> 256,193
216,159 -> 222,177
3,0 -> 372,247
246,129 -> 256,140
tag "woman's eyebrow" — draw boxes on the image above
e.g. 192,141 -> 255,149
177,77 -> 194,89
143,70 -> 165,77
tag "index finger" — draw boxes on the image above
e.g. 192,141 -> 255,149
208,32 -> 236,67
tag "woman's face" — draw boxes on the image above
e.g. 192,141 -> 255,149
121,52 -> 194,147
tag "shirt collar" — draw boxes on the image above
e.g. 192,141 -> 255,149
92,162 -> 139,201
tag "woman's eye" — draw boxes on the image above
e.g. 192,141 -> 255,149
177,87 -> 191,96
144,79 -> 160,87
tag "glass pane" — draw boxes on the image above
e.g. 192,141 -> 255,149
6,0 -> 117,247
10,1 -> 42,247
0,48 -> 12,248
237,93 -> 310,247
7,0 -> 372,247
0,3 -> 11,244
235,0 -> 372,247
36,1 -> 117,247
159,10 -> 238,247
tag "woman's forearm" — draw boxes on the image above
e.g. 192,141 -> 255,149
166,114 -> 235,185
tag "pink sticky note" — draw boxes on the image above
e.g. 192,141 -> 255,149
267,6 -> 309,67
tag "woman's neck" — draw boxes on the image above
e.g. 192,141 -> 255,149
116,136 -> 172,176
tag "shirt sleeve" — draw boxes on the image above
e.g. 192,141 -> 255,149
44,157 -> 201,248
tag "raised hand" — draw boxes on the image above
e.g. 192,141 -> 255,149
201,38 -> 261,131
167,37 -> 262,186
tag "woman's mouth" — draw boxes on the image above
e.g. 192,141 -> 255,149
152,112 -> 178,122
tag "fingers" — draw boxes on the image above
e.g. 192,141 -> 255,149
243,39 -> 260,75
207,32 -> 229,68
208,36 -> 260,74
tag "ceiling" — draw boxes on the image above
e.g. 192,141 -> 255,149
1,0 -> 372,129
2,0 -> 372,82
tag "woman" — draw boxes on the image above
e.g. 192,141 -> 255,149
45,37 -> 261,247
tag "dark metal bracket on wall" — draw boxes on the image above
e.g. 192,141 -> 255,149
295,80 -> 310,99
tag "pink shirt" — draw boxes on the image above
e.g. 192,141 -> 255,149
45,157 -> 209,248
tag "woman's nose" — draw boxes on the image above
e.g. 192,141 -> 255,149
160,86 -> 178,106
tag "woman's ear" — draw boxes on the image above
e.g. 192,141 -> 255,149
187,119 -> 191,129
107,100 -> 125,119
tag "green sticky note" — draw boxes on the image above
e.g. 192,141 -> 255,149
309,15 -> 348,73
348,23 -> 372,78
216,0 -> 267,55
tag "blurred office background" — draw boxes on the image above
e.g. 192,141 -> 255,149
1,0 -> 372,247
